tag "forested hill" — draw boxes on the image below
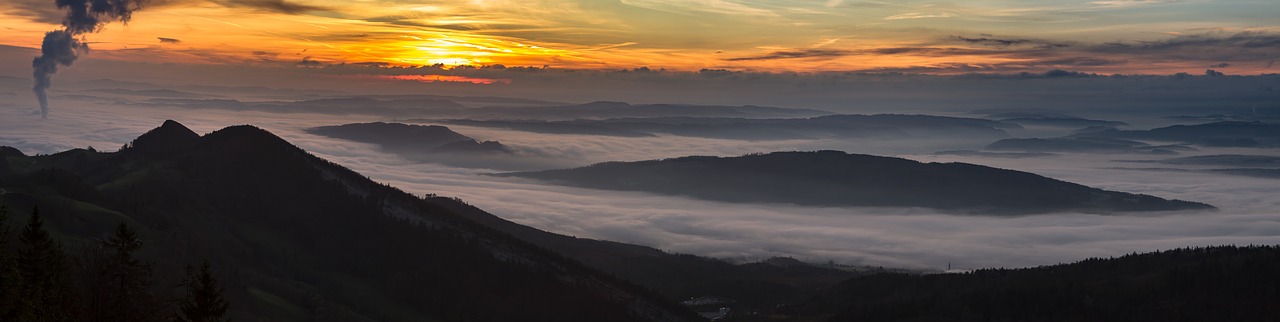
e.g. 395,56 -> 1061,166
807,245 -> 1280,321
0,120 -> 696,321
502,151 -> 1213,214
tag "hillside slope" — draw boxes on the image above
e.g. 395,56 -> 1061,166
0,120 -> 695,322
809,245 -> 1280,321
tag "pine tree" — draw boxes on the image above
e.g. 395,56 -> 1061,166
86,222 -> 162,322
0,203 -> 21,319
174,261 -> 228,322
17,206 -> 72,321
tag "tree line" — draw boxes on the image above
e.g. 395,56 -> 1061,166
0,204 -> 228,322
796,244 -> 1280,321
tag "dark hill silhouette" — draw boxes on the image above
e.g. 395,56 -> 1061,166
1076,121 -> 1280,147
126,119 -> 200,158
306,122 -> 477,152
998,117 -> 1128,128
1,121 -> 699,321
0,145 -> 24,157
806,245 -> 1280,321
502,151 -> 1212,214
306,123 -> 523,169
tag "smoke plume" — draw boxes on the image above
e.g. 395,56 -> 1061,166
32,0 -> 147,119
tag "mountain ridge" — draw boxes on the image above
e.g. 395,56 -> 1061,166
2,120 -> 698,321
501,150 -> 1213,214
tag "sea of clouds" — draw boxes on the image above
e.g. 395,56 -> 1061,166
2,83 -> 1279,270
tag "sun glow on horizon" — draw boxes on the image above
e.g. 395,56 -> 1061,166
0,0 -> 1277,75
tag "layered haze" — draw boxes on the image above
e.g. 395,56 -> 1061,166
2,79 -> 1278,270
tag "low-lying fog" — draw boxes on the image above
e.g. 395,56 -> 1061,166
3,89 -> 1279,270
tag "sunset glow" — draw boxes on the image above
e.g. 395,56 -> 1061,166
380,74 -> 510,84
1,0 -> 1278,74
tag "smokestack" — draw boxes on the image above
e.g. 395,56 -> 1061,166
31,0 -> 147,119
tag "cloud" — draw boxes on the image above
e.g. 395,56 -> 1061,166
884,12 -> 956,20
319,137 -> 1280,270
157,37 -> 181,44
211,0 -> 330,15
723,49 -> 853,61
1090,0 -> 1180,8
835,32 -> 1279,73
2,0 -> 68,25
297,56 -> 322,67
31,0 -> 148,119
619,0 -> 780,17
864,47 -> 998,56
1081,32 -> 1280,66
4,76 -> 1280,271
952,36 -> 1069,49
1096,32 -> 1280,52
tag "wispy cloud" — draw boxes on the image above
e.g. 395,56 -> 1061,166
619,0 -> 780,17
211,0 -> 332,15
951,35 -> 1069,49
724,49 -> 852,61
1090,0 -> 1180,8
885,12 -> 956,20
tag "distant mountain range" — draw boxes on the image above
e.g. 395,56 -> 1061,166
972,110 -> 1129,129
1075,121 -> 1280,147
135,97 -> 833,120
977,121 -> 1280,154
985,137 -> 1196,154
307,122 -> 512,155
998,117 -> 1128,128
431,114 -> 1018,141
457,101 -> 834,120
1145,154 -> 1280,167
1116,154 -> 1280,180
501,151 -> 1213,214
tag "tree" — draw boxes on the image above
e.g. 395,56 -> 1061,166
0,203 -> 21,319
85,222 -> 162,322
174,261 -> 228,322
16,206 -> 73,321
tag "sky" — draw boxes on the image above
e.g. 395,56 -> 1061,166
2,0 -> 1280,74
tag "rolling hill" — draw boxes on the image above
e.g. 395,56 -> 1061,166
501,151 -> 1213,214
0,121 -> 695,321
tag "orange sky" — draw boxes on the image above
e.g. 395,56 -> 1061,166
2,0 -> 1279,74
